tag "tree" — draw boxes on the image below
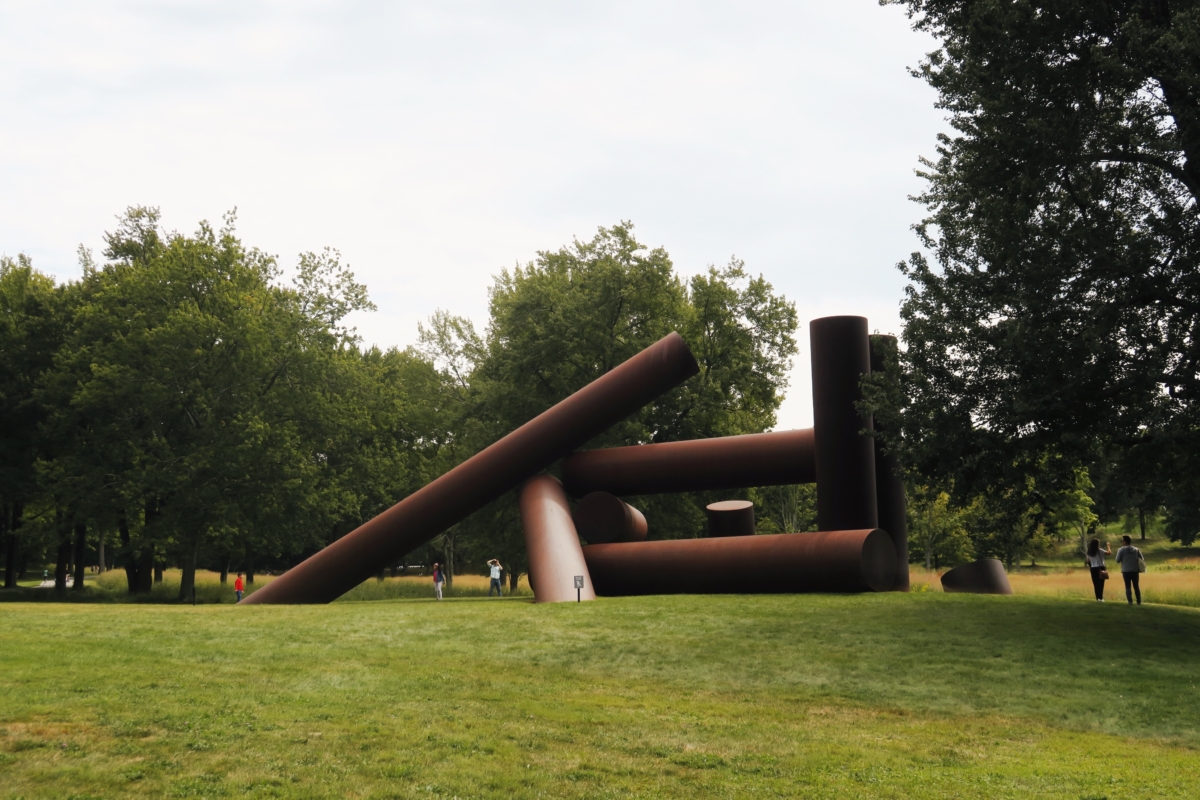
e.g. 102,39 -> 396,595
0,256 -> 63,588
882,1 -> 1200,527
38,208 -> 379,596
908,488 -> 973,571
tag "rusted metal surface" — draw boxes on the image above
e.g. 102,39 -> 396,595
561,429 -> 815,497
572,492 -> 647,545
705,500 -> 755,537
870,334 -> 909,592
940,559 -> 1014,595
583,529 -> 896,595
810,316 -> 878,532
242,333 -> 700,604
520,475 -> 596,603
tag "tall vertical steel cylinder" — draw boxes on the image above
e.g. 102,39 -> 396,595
705,500 -> 756,537
561,428 -> 815,496
520,475 -> 595,603
572,492 -> 648,545
810,316 -> 878,532
870,334 -> 909,591
242,332 -> 699,604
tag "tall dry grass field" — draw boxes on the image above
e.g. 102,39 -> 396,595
911,559 -> 1200,608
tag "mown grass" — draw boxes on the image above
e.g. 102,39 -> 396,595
2,593 -> 1199,799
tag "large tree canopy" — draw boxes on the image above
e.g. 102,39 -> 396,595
882,0 -> 1200,538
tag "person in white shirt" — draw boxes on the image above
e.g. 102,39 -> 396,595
1085,538 -> 1111,601
1115,535 -> 1143,605
487,559 -> 503,597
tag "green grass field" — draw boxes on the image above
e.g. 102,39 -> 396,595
2,593 -> 1199,799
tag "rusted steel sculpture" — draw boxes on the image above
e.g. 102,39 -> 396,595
519,475 -> 596,603
705,500 -> 755,537
810,316 -> 878,532
572,491 -> 647,545
561,428 -> 815,496
870,334 -> 909,592
940,559 -> 1014,595
583,529 -> 896,595
242,332 -> 699,604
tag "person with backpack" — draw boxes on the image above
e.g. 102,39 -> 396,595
1115,535 -> 1145,605
1085,538 -> 1110,601
432,562 -> 446,601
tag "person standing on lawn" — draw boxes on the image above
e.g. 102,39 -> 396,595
234,572 -> 245,602
488,559 -> 503,597
432,562 -> 445,601
1115,535 -> 1144,605
1085,538 -> 1110,602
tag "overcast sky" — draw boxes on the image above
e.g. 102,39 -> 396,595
0,0 -> 943,430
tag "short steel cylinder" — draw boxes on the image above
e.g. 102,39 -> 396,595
940,559 -> 1013,595
810,316 -> 878,532
870,334 -> 909,592
520,475 -> 596,604
583,529 -> 896,595
572,492 -> 648,545
705,500 -> 755,537
562,429 -> 815,497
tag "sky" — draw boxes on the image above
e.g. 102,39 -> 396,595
0,0 -> 944,430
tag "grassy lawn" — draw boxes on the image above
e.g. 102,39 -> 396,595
2,593 -> 1199,799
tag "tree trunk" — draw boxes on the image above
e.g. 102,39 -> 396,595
3,501 -> 21,589
137,549 -> 154,594
1139,506 -> 1147,541
244,546 -> 255,584
508,567 -> 519,594
72,522 -> 87,592
55,539 -> 70,593
97,532 -> 106,573
219,555 -> 229,585
118,509 -> 139,593
178,544 -> 197,601
154,563 -> 163,584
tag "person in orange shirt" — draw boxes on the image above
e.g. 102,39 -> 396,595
234,572 -> 245,602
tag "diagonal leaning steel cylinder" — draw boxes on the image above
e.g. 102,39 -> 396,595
242,333 -> 700,604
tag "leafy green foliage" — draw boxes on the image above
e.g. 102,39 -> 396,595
877,0 -> 1200,549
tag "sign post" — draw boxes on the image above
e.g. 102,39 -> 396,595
574,575 -> 584,603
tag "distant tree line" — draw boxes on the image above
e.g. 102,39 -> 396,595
1,211 -> 801,596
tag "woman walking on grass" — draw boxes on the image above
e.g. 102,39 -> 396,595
1086,538 -> 1110,602
1115,535 -> 1144,605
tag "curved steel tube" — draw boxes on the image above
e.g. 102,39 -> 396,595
520,475 -> 595,603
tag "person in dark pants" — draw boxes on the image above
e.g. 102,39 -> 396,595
234,572 -> 245,602
487,559 -> 503,597
1115,535 -> 1143,605
1085,538 -> 1110,601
